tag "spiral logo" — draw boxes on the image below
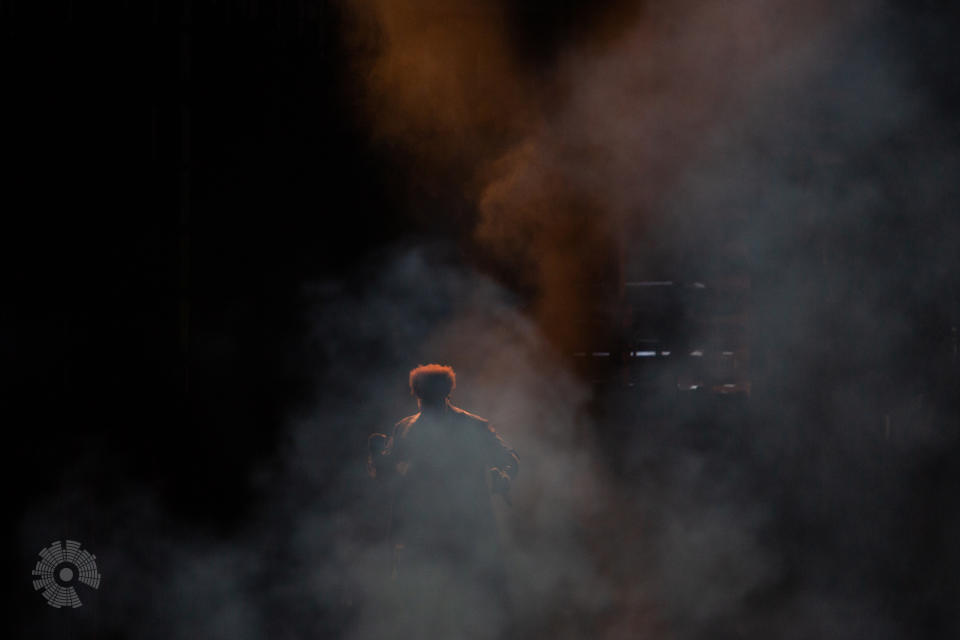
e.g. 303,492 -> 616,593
32,540 -> 101,608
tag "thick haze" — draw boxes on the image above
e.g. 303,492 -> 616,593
16,0 -> 960,638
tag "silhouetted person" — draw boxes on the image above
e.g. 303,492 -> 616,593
367,364 -> 518,639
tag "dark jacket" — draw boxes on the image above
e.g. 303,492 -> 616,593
369,402 -> 519,566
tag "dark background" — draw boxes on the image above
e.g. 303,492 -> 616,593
3,0 -> 665,532
5,1 -> 960,638
5,1 -> 400,528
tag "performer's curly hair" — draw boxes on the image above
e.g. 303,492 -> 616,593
409,364 -> 456,402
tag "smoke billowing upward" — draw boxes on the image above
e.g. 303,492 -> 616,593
338,0 -> 960,637
14,1 -> 960,639
342,0 -> 532,194
343,0 -> 858,352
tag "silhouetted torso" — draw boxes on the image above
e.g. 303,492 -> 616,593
387,404 -> 516,560
367,401 -> 518,639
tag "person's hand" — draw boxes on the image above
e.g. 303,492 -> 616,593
367,434 -> 389,478
489,467 -> 511,495
368,433 -> 389,455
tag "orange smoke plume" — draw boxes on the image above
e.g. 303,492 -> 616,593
342,0 -> 841,352
343,0 -> 532,170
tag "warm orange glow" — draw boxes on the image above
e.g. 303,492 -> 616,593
343,0 -> 839,354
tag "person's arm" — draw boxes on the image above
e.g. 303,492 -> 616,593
486,425 -> 518,499
368,419 -> 411,480
366,432 -> 394,480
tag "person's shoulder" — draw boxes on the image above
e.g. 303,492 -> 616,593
448,405 -> 489,426
395,413 -> 420,425
393,413 -> 420,436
